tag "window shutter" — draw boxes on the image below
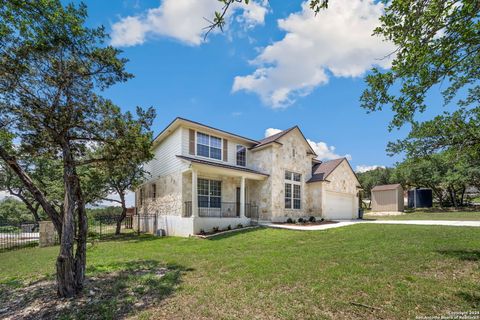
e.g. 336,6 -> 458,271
189,129 -> 195,155
223,139 -> 228,161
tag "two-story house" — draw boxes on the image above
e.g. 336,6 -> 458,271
135,117 -> 361,236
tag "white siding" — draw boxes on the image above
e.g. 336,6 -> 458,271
143,127 -> 185,182
180,126 -> 254,168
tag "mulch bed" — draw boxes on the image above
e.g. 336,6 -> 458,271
273,220 -> 338,227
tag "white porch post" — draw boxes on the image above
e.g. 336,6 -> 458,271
191,169 -> 198,218
240,176 -> 246,218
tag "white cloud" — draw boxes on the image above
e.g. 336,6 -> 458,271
264,127 -> 282,137
264,128 -> 350,161
307,139 -> 352,161
355,165 -> 386,173
110,0 -> 268,47
233,0 -> 395,107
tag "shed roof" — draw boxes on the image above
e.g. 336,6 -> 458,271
371,184 -> 402,191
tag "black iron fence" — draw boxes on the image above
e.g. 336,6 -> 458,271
0,215 -> 135,251
0,220 -> 39,251
87,215 -> 134,239
183,201 -> 258,219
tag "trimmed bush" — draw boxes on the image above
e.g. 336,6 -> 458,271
298,217 -> 304,223
309,216 -> 316,223
286,218 -> 293,223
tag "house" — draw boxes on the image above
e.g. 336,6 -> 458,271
371,184 -> 404,212
135,117 -> 361,236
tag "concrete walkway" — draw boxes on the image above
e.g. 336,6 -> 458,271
260,219 -> 480,231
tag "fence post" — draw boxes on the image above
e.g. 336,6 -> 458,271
39,221 -> 56,247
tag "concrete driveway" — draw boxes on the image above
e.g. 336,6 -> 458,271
261,219 -> 480,231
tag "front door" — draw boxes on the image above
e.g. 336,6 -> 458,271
236,187 -> 240,217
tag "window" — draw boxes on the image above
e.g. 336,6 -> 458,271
285,171 -> 301,209
236,145 -> 246,166
152,184 -> 156,198
139,188 -> 144,206
198,178 -> 221,208
197,132 -> 222,160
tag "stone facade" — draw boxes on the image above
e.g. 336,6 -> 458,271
135,120 -> 359,235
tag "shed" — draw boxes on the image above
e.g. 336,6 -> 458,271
371,184 -> 404,212
407,189 -> 433,208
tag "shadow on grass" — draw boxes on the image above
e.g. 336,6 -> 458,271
207,226 -> 264,240
89,232 -> 162,243
437,250 -> 480,261
457,290 -> 480,308
0,259 -> 191,320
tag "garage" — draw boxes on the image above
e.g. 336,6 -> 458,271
324,191 -> 356,220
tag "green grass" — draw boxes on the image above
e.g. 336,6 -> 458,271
364,210 -> 480,221
1,225 -> 479,319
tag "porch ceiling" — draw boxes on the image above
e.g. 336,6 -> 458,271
177,155 -> 268,180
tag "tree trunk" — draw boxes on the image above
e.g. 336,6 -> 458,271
0,145 -> 62,235
56,143 -> 86,297
116,191 -> 127,235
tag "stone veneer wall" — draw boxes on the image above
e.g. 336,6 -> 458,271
248,147 -> 273,220
139,171 -> 183,216
323,161 -> 358,194
269,130 -> 316,221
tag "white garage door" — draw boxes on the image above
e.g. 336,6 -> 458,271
324,192 -> 356,220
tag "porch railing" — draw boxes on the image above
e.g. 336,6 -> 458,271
183,201 -> 258,218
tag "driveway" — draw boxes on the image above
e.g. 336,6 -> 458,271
261,220 -> 480,231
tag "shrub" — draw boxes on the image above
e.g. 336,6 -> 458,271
309,216 -> 316,223
212,226 -> 220,233
298,217 -> 304,223
320,218 -> 325,222
237,224 -> 243,229
286,218 -> 293,223
199,229 -> 206,235
227,225 -> 231,230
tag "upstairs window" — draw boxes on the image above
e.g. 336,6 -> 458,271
236,145 -> 246,166
197,132 -> 222,160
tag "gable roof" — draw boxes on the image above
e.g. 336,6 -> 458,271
371,184 -> 402,191
307,158 -> 345,183
153,117 -> 260,147
251,126 -> 317,156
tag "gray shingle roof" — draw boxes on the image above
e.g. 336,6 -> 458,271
176,155 -> 269,176
307,158 -> 345,183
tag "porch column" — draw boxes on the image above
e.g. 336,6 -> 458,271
191,169 -> 198,218
240,176 -> 246,218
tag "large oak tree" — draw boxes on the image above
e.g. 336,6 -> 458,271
0,0 -> 154,297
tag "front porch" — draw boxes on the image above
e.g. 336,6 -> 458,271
179,157 -> 268,230
183,201 -> 258,218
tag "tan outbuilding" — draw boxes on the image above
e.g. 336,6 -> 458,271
371,184 -> 404,212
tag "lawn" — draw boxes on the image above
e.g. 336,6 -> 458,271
1,225 -> 479,319
364,210 -> 480,221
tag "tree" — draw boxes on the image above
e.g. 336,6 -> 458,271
0,0 -> 154,297
205,0 -> 329,37
393,151 -> 477,207
360,0 -> 480,129
0,198 -> 39,225
357,167 -> 396,199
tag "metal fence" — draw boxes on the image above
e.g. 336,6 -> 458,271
0,220 -> 40,251
184,201 -> 259,219
0,215 -> 135,251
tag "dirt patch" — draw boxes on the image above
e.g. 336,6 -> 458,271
0,260 -> 188,320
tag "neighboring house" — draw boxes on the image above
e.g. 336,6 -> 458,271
135,117 -> 361,236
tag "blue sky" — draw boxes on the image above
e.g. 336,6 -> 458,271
80,0 -> 448,172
